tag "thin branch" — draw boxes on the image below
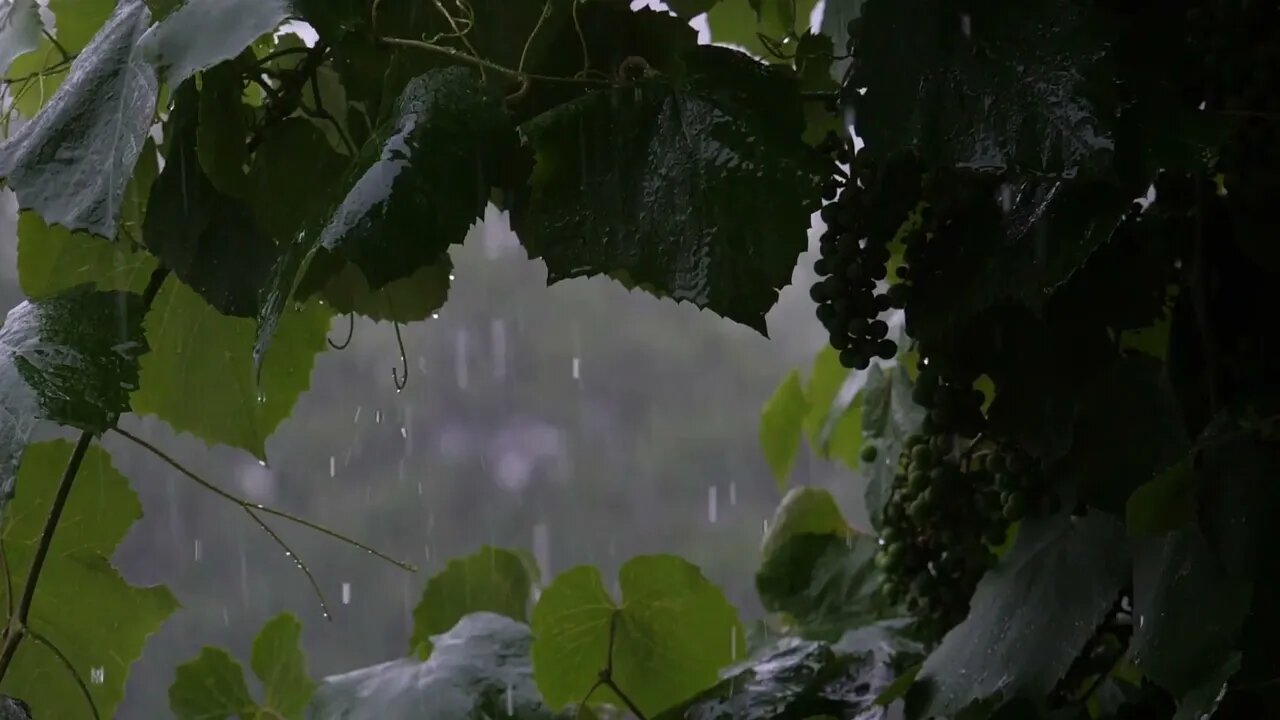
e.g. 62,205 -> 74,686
0,539 -> 12,622
41,28 -> 71,63
432,0 -> 481,67
603,678 -> 648,720
26,628 -> 100,720
242,506 -> 332,620
0,432 -> 93,680
379,36 -> 611,87
1,56 -> 74,86
388,294 -> 408,392
572,0 -> 590,78
111,427 -> 416,573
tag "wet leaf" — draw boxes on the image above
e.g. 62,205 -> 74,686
761,487 -> 850,558
133,278 -> 329,460
252,614 -> 315,718
16,212 -> 157,299
246,117 -> 349,244
0,0 -> 156,238
655,638 -> 897,720
196,61 -> 252,197
136,0 -> 290,85
756,532 -> 886,641
169,648 -> 255,719
856,0 -> 1114,176
0,0 -> 40,78
1126,459 -> 1197,535
859,364 -> 925,529
144,81 -> 276,317
0,698 -> 30,720
532,555 -> 745,716
3,0 -> 115,118
410,546 -> 536,659
255,67 -> 518,375
0,287 -> 148,522
1130,529 -> 1251,703
314,256 -> 453,324
0,441 -> 178,719
310,613 -> 562,720
760,370 -> 811,486
910,512 -> 1129,717
706,0 -> 821,59
516,45 -> 826,335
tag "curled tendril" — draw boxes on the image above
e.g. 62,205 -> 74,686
386,293 -> 409,391
328,313 -> 354,350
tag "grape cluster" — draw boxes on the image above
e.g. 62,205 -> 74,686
809,137 -> 920,369
875,364 -> 1053,635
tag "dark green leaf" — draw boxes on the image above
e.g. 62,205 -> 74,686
410,546 -> 536,659
196,61 -> 252,196
855,0 -> 1114,176
136,0 -> 289,85
145,81 -> 276,317
0,0 -> 40,78
256,67 -> 518,374
911,512 -> 1130,716
761,487 -> 850,559
133,279 -> 330,459
859,364 -> 925,528
1060,357 -> 1189,513
655,638 -> 898,720
667,0 -> 721,17
706,0 -> 820,59
1,441 -> 178,719
760,370 -> 811,485
1126,459 -> 1197,535
310,613 -> 561,720
756,532 -> 886,641
516,45 -> 826,334
1130,529 -> 1251,702
169,648 -> 256,719
317,258 -> 453,324
532,556 -> 745,716
246,117 -> 349,244
0,287 -> 147,522
1172,653 -> 1239,720
0,0 -> 156,238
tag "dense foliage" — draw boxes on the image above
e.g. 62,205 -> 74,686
0,0 -> 1275,718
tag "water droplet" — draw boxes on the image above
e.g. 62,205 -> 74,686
532,523 -> 551,585
417,481 -> 423,496
329,456 -> 336,478
431,312 -> 440,319
257,459 -> 267,467
762,518 -> 770,537
448,273 -> 456,281
506,683 -> 514,715
375,409 -> 383,424
730,627 -> 737,660
341,582 -> 352,605
193,539 -> 202,562
90,667 -> 105,685
353,406 -> 362,423
400,426 -> 408,439
729,482 -> 737,506
571,356 -> 580,380
707,485 -> 718,524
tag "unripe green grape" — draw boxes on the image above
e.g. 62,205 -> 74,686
860,444 -> 879,463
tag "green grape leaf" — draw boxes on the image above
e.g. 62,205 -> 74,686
169,648 -> 256,719
196,61 -> 252,197
0,0 -> 40,78
910,512 -> 1130,716
48,0 -> 114,49
0,698 -> 30,720
0,0 -> 156,238
0,287 -> 148,522
16,212 -> 157,298
655,638 -> 898,720
145,81 -> 275,317
133,279 -> 330,459
410,546 -> 536,659
1059,356 -> 1190,514
317,258 -> 453,324
760,370 -> 810,485
252,614 -> 315,717
4,0 -> 115,118
0,441 -> 178,719
761,487 -> 850,558
859,364 -> 925,529
532,555 -> 745,716
255,67 -> 518,375
136,0 -> 290,85
1130,529 -> 1251,704
856,0 -> 1114,176
706,0 -> 820,59
756,532 -> 886,641
515,44 -> 826,335
801,347 -> 851,445
1126,459 -> 1197,536
667,0 -> 721,17
310,613 -> 562,720
246,117 -> 349,244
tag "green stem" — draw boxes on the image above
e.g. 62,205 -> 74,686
0,432 -> 93,680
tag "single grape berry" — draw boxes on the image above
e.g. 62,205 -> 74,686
860,445 -> 879,463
